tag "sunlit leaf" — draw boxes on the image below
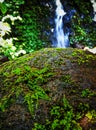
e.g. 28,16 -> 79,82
0,3 -> 7,14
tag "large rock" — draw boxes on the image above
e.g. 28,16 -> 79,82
0,48 -> 96,130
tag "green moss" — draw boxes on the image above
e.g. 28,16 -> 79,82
0,63 -> 54,112
0,48 -> 95,112
0,48 -> 96,129
33,97 -> 82,130
81,89 -> 96,98
72,49 -> 95,65
78,103 -> 89,113
61,74 -> 74,84
24,85 -> 50,115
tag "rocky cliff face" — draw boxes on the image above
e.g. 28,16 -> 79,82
0,48 -> 96,130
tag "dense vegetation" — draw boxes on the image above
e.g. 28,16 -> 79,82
69,0 -> 96,47
0,0 -> 96,59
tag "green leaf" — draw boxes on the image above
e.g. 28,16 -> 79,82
0,3 -> 7,14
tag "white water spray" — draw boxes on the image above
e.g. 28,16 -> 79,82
55,0 -> 69,48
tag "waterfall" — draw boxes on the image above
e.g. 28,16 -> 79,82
55,0 -> 69,48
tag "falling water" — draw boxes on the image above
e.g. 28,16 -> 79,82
55,0 -> 69,48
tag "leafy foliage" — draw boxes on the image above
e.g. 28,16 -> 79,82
0,0 -> 26,59
0,0 -> 46,59
70,1 -> 96,47
0,2 -> 7,14
15,6 -> 44,53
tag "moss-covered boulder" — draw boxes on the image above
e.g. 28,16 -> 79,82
0,48 -> 96,130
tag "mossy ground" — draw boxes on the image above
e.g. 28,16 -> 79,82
0,48 -> 96,130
